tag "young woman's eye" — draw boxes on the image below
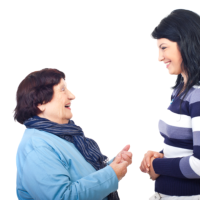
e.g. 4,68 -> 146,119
62,88 -> 65,91
162,47 -> 167,50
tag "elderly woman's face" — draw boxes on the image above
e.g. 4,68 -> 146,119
38,78 -> 75,124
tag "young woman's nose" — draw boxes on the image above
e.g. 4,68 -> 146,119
158,50 -> 164,62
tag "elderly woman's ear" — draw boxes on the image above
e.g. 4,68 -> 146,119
37,103 -> 45,112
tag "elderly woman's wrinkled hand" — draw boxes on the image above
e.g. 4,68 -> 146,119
121,151 -> 132,166
117,145 -> 132,166
110,154 -> 129,181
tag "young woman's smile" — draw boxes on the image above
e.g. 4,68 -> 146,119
165,61 -> 171,68
157,38 -> 183,75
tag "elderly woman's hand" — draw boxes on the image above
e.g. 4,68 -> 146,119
117,145 -> 132,165
148,157 -> 160,180
110,154 -> 129,181
140,150 -> 164,173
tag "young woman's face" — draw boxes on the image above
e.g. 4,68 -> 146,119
157,38 -> 183,75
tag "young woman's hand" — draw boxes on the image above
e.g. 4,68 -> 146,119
140,150 -> 163,173
148,157 -> 160,180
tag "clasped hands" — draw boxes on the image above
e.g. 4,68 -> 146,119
110,145 -> 132,181
110,148 -> 163,181
140,151 -> 164,180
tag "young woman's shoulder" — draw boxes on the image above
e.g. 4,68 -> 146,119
186,85 -> 200,104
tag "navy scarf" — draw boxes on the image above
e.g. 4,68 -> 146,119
24,116 -> 119,200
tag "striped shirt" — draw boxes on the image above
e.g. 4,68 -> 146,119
153,83 -> 200,196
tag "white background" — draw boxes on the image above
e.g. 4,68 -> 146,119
0,1 -> 199,199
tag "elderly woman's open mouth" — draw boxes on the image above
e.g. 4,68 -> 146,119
65,103 -> 71,110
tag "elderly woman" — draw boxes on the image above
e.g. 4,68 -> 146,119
15,68 -> 132,200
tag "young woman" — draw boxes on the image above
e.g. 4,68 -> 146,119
140,9 -> 200,199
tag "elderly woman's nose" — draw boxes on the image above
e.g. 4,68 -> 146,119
67,90 -> 75,100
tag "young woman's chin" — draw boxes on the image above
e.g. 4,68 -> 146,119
168,69 -> 180,75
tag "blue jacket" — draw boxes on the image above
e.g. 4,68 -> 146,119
16,128 -> 118,200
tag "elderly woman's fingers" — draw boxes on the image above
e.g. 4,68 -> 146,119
121,153 -> 132,165
121,145 -> 130,152
121,151 -> 132,160
124,151 -> 132,158
110,157 -> 129,181
116,145 -> 131,163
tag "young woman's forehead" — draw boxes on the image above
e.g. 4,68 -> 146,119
157,38 -> 168,45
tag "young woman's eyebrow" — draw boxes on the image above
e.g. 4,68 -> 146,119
159,43 -> 167,48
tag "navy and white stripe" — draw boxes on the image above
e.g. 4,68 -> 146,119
153,84 -> 200,196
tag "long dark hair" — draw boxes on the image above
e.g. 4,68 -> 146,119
152,9 -> 200,101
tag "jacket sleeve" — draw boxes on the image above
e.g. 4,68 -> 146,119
108,157 -> 115,165
153,89 -> 200,179
21,146 -> 118,200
